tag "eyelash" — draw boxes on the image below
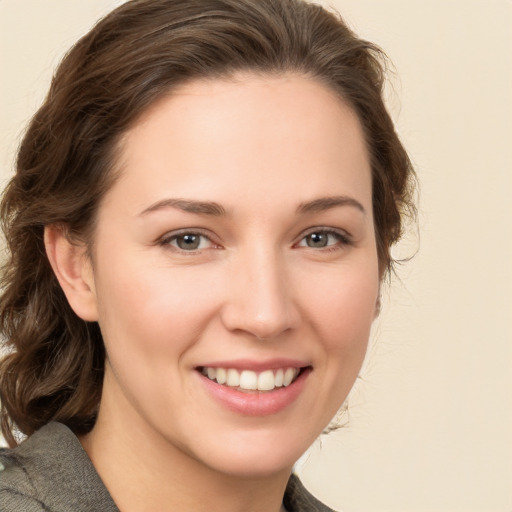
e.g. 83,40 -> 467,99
296,228 -> 352,251
158,229 -> 218,253
158,227 -> 352,254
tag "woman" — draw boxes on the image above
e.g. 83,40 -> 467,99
0,0 -> 415,510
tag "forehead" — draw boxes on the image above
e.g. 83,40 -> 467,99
110,73 -> 372,215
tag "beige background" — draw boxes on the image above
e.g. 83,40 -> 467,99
1,1 -> 511,511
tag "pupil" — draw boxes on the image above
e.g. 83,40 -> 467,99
178,234 -> 200,250
308,233 -> 327,247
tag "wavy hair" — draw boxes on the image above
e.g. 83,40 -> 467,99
0,0 -> 415,446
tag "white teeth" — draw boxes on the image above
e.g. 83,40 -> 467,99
202,366 -> 300,391
257,370 -> 275,391
216,367 -> 227,385
274,368 -> 284,387
226,368 -> 240,387
239,370 -> 258,390
283,368 -> 295,387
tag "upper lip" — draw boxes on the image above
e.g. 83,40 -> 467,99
196,358 -> 310,372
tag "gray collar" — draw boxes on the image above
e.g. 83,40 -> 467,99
1,422 -> 119,511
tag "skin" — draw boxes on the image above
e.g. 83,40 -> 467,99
45,73 -> 380,512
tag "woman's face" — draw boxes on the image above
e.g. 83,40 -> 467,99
86,74 -> 379,477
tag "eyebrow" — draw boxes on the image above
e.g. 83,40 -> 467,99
296,196 -> 366,215
139,195 -> 365,218
139,198 -> 227,217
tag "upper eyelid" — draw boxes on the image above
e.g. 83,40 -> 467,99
158,228 -> 219,249
160,228 -> 215,240
294,228 -> 354,251
298,226 -> 352,240
157,226 -> 352,247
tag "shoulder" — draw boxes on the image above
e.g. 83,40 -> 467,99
0,486 -> 48,512
0,422 -> 118,512
0,455 -> 47,511
0,428 -> 51,511
284,473 -> 339,512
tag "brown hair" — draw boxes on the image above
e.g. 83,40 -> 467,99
0,0 -> 415,447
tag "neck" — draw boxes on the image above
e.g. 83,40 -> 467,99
80,392 -> 292,512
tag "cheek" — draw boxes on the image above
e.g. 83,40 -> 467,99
93,261 -> 222,364
298,262 -> 378,405
299,263 -> 379,349
295,262 -> 379,426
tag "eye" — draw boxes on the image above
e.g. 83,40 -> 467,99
161,232 -> 215,252
297,229 -> 350,249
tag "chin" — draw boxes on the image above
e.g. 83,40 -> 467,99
206,450 -> 299,480
188,426 -> 318,479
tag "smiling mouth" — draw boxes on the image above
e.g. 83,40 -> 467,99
198,366 -> 306,392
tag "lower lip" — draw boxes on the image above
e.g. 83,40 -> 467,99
198,368 -> 311,416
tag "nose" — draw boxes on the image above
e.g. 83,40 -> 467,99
220,249 -> 300,340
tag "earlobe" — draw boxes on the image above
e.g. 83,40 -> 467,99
44,225 -> 99,322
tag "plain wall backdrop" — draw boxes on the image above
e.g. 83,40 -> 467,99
1,1 -> 511,511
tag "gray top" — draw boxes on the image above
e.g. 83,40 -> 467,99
0,422 -> 336,511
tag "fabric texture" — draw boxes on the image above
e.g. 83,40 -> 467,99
0,422 -> 336,511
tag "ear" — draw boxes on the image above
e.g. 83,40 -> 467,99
44,225 -> 99,322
